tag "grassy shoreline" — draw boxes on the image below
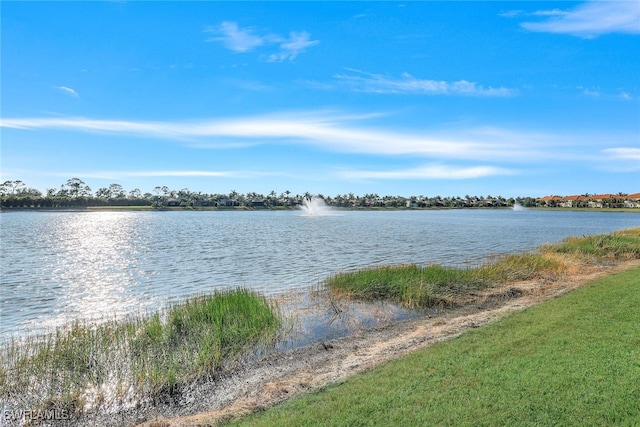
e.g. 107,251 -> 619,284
326,228 -> 640,309
2,228 -> 639,423
0,288 -> 281,416
234,264 -> 640,426
228,227 -> 640,426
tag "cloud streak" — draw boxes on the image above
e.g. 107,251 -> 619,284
599,147 -> 640,172
90,171 -> 234,179
339,164 -> 516,180
521,1 -> 640,38
603,147 -> 640,161
0,113 -> 563,163
332,69 -> 516,97
205,22 -> 319,62
119,170 -> 237,178
54,86 -> 79,98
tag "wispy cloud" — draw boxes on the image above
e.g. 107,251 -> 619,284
600,147 -> 640,172
54,86 -> 79,98
268,31 -> 320,62
498,10 -> 522,18
603,147 -> 640,161
43,170 -> 242,180
204,21 -> 265,52
576,85 -> 638,100
620,91 -> 633,101
579,86 -> 600,97
339,164 -> 516,180
205,22 -> 319,61
332,69 -> 516,97
521,1 -> 640,38
0,113 -> 558,163
4,113 -> 633,184
532,9 -> 569,17
119,170 -> 237,178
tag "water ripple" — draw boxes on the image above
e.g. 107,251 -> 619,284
1,209 -> 639,339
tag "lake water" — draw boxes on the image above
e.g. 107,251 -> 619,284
1,209 -> 639,340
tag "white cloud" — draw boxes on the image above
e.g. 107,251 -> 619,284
268,31 -> 320,62
333,69 -> 516,97
620,91 -> 632,100
205,21 -> 264,52
0,112 -> 584,163
600,147 -> 640,172
521,1 -> 640,38
532,9 -> 569,17
6,112 -> 635,184
580,86 -> 600,97
603,147 -> 640,161
339,165 -> 516,180
120,170 -> 237,178
54,86 -> 79,98
45,170 -> 242,180
499,10 -> 522,18
205,22 -> 318,61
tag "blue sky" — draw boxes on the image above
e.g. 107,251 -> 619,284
1,1 -> 639,198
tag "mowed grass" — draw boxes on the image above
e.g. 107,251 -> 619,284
232,265 -> 640,426
326,228 -> 640,308
0,288 -> 281,414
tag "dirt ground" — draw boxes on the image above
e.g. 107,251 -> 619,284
109,259 -> 639,427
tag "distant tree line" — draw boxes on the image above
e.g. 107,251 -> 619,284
0,177 -> 542,210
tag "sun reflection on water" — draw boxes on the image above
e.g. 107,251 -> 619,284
2,209 -> 639,340
26,212 -> 161,333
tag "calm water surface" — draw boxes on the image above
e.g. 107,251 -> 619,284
1,209 -> 638,339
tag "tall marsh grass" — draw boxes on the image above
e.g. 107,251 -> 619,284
0,288 -> 281,415
543,227 -> 640,260
327,228 -> 640,308
327,264 -> 487,308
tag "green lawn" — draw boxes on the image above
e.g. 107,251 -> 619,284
232,265 -> 640,426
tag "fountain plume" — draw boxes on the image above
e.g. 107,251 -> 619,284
300,196 -> 332,216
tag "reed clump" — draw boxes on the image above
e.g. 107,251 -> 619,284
327,264 -> 487,308
542,227 -> 640,260
479,252 -> 563,283
327,228 -> 640,308
0,288 -> 281,416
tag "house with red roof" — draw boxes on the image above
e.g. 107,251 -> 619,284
537,193 -> 640,208
624,193 -> 640,208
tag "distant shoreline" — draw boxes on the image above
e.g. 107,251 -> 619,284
2,206 -> 640,213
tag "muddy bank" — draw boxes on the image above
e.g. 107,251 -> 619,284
74,259 -> 638,427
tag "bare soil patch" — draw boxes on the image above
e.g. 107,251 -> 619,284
112,259 -> 639,427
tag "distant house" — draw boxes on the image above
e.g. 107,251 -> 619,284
559,195 -> 589,208
166,198 -> 181,207
537,196 -> 563,207
587,194 -> 613,208
537,193 -> 640,208
479,198 -> 505,207
623,193 -> 640,208
217,198 -> 239,207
